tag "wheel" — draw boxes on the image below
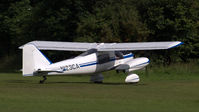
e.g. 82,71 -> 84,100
39,80 -> 44,84
94,81 -> 103,84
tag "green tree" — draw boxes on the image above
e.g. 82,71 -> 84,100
136,0 -> 199,62
3,0 -> 32,53
76,0 -> 149,43
0,0 -> 18,57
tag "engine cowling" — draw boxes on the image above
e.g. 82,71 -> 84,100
125,57 -> 149,72
116,57 -> 149,73
125,74 -> 140,83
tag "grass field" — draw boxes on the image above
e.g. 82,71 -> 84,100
0,64 -> 199,112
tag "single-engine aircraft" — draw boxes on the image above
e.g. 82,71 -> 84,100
19,41 -> 183,83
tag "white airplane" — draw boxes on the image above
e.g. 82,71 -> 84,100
19,41 -> 183,83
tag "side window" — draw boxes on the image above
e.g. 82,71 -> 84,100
97,54 -> 110,64
121,51 -> 131,55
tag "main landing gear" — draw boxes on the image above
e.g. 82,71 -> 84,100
39,76 -> 47,84
90,73 -> 104,83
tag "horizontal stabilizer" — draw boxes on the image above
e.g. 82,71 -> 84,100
34,69 -> 64,74
19,41 -> 183,51
32,69 -> 64,76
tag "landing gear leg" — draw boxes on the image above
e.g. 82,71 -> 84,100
90,73 -> 104,83
39,76 -> 47,84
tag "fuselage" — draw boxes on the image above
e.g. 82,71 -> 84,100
46,52 -> 134,75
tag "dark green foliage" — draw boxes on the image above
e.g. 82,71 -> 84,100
76,0 -> 149,42
136,0 -> 199,61
0,0 -> 199,71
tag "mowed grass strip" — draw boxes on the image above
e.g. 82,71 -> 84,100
0,70 -> 199,112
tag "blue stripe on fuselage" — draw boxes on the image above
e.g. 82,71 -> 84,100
79,61 -> 97,66
123,54 -> 134,59
79,62 -> 97,67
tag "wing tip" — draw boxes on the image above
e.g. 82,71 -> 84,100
169,41 -> 183,49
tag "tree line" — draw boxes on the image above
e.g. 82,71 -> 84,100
0,0 -> 199,70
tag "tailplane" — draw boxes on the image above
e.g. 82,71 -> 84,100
22,44 -> 52,76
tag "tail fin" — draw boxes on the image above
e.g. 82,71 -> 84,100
22,44 -> 52,76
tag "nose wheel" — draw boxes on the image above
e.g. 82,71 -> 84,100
39,76 -> 47,84
125,73 -> 140,83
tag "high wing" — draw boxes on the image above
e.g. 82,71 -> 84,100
19,41 -> 183,51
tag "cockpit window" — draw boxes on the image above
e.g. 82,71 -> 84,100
121,51 -> 131,55
115,51 -> 123,59
115,51 -> 132,59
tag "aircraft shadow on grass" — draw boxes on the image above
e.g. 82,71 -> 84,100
5,80 -> 147,86
46,81 -> 147,86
